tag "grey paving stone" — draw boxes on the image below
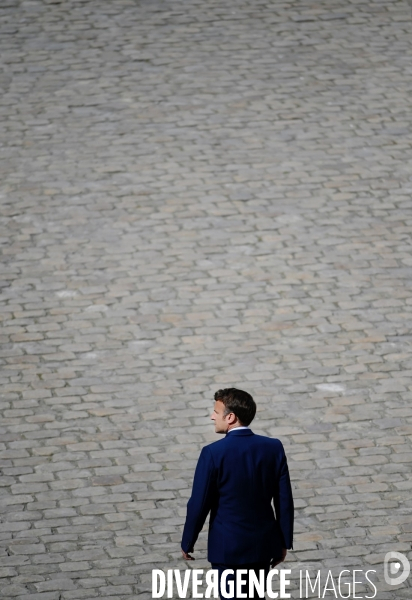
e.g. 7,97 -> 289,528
1,0 -> 412,599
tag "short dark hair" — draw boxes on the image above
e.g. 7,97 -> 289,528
214,388 -> 256,426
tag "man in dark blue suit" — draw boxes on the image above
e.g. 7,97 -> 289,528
181,388 -> 294,598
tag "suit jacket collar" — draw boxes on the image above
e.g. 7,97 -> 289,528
226,429 -> 254,437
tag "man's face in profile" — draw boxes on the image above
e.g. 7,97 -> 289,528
211,400 -> 231,434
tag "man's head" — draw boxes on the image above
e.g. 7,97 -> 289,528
211,388 -> 256,434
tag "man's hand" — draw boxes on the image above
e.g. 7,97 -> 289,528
181,549 -> 195,560
270,548 -> 287,568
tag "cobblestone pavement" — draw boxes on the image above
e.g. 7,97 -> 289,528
1,0 -> 412,598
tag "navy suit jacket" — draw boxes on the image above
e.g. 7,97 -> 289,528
181,429 -> 294,565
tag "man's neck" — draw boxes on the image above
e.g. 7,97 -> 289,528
227,424 -> 248,433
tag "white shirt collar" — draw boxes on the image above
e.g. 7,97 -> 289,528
227,426 -> 249,433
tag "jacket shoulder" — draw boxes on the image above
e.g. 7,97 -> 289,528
198,437 -> 231,460
252,434 -> 285,451
203,438 -> 226,452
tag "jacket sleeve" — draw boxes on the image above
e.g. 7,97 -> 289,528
181,446 -> 216,553
273,444 -> 294,550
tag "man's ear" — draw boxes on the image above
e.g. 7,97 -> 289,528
227,412 -> 238,424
